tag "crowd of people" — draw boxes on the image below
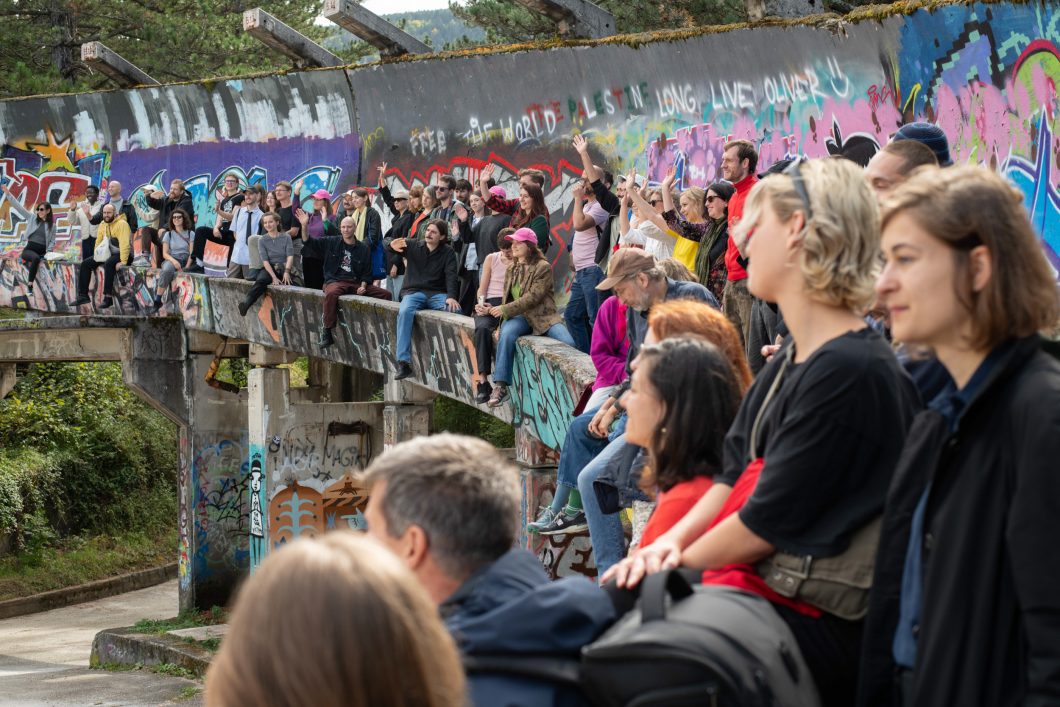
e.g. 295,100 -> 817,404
193,120 -> 1060,707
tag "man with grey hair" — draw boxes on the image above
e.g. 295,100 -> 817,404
363,433 -> 614,706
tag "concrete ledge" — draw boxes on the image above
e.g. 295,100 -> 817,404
91,626 -> 213,677
0,563 -> 177,620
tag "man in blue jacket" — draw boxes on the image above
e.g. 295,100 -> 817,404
364,434 -> 616,707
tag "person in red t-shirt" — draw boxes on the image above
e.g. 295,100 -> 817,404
719,139 -> 759,351
624,300 -> 751,546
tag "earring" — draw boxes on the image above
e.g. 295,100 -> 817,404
659,426 -> 667,436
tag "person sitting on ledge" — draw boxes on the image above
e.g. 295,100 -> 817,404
385,218 -> 460,381
238,211 -> 292,317
299,213 -> 392,349
72,202 -> 132,309
364,433 -> 615,707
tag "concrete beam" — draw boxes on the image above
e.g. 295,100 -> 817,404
0,363 -> 15,399
322,0 -> 431,57
513,0 -> 615,38
0,327 -> 126,362
80,42 -> 160,88
242,8 -> 343,68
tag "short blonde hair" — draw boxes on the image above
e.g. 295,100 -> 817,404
882,165 -> 1060,348
734,158 -> 880,312
205,532 -> 465,707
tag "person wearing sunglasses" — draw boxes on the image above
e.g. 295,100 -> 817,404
152,208 -> 195,310
0,180 -> 56,296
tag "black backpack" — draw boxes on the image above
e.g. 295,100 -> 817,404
580,571 -> 821,707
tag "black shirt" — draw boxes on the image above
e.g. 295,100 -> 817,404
277,204 -> 297,239
302,236 -> 371,285
217,191 -> 244,231
720,328 -> 920,557
389,239 -> 458,299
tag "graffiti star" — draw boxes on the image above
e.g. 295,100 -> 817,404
25,128 -> 76,173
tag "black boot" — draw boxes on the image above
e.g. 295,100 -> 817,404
319,328 -> 335,348
394,361 -> 413,380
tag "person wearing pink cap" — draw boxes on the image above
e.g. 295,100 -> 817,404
485,227 -> 575,407
296,188 -> 339,290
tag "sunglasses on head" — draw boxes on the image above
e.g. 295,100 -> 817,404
783,158 -> 814,220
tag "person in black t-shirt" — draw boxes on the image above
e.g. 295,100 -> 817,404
605,158 -> 921,707
273,180 -> 303,285
301,215 -> 392,348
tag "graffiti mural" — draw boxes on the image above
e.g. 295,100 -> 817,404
509,341 -> 591,452
521,466 -> 596,580
191,433 -> 250,586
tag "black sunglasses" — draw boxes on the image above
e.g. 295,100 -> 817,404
649,199 -> 662,206
783,158 -> 814,220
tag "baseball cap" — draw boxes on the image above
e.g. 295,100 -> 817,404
504,227 -> 538,244
597,248 -> 656,290
392,189 -> 410,200
311,188 -> 332,200
892,122 -> 953,167
488,186 -> 507,199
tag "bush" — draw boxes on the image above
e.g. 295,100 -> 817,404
0,362 -> 178,537
432,396 -> 515,448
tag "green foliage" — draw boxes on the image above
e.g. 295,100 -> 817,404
0,0 -> 330,98
0,528 -> 175,599
432,396 -> 515,449
0,361 -> 177,536
149,663 -> 197,679
451,0 -> 746,43
0,447 -> 61,538
134,606 -> 228,635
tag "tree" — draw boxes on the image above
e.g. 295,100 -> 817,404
0,0 -> 331,98
450,0 -> 746,44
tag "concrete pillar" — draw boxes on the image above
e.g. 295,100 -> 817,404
322,0 -> 432,56
242,8 -> 343,68
382,379 -> 435,452
308,357 -> 383,402
248,365 -> 385,572
249,343 -> 300,365
519,464 -> 597,581
180,353 -> 249,613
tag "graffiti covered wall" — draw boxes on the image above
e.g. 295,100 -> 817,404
0,70 -> 358,258
353,2 -> 1059,279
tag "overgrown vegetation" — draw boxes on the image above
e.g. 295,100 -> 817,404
133,606 -> 228,635
0,333 -> 178,596
433,396 -> 515,449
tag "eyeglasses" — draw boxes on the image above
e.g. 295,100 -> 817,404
173,214 -> 184,219
649,199 -> 662,206
275,187 -> 290,193
436,187 -> 449,192
36,206 -> 48,212
783,158 -> 814,220
705,195 -> 721,204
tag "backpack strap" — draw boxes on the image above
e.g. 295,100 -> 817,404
640,568 -> 696,623
462,654 -> 583,688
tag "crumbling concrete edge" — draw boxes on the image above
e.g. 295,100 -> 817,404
90,626 -> 214,677
0,563 -> 177,620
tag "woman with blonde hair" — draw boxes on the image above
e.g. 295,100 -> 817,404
605,158 -> 921,707
205,532 -> 465,707
859,166 -> 1060,707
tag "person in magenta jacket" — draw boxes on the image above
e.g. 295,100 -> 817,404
585,295 -> 629,411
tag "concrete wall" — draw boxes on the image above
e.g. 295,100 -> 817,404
0,1 -> 1056,285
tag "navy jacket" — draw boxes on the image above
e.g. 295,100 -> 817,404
442,549 -> 616,707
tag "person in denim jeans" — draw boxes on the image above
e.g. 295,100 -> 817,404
530,248 -> 717,575
487,228 -> 575,407
386,219 -> 460,381
564,178 -> 611,353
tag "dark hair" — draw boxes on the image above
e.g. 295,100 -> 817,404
637,338 -> 742,492
455,179 -> 473,192
425,217 -> 449,240
35,201 -> 54,227
723,139 -> 759,174
439,174 -> 457,190
497,227 -> 514,250
85,185 -> 99,194
167,207 -> 192,231
881,140 -> 939,172
510,183 -> 547,229
602,170 -> 614,188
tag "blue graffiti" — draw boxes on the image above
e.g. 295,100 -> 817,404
1005,113 -> 1060,269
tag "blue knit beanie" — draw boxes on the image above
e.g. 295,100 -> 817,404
892,122 -> 954,166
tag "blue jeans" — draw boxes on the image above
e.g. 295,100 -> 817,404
578,429 -> 637,576
397,291 -> 448,363
564,265 -> 604,354
493,315 -> 576,384
550,407 -> 607,512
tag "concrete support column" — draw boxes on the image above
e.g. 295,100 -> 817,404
519,464 -> 596,581
0,363 -> 16,399
382,379 -> 435,451
308,356 -> 383,402
248,362 -> 385,573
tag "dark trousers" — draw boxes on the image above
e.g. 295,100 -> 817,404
243,266 -> 283,310
304,257 -> 325,290
458,268 -> 480,315
192,227 -> 234,263
322,280 -> 391,329
21,240 -> 46,284
473,296 -> 502,376
773,603 -> 863,707
140,227 -> 161,266
78,250 -> 127,296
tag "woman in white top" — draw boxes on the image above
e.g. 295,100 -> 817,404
619,181 -> 677,260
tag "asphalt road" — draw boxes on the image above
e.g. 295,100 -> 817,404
0,579 -> 204,706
